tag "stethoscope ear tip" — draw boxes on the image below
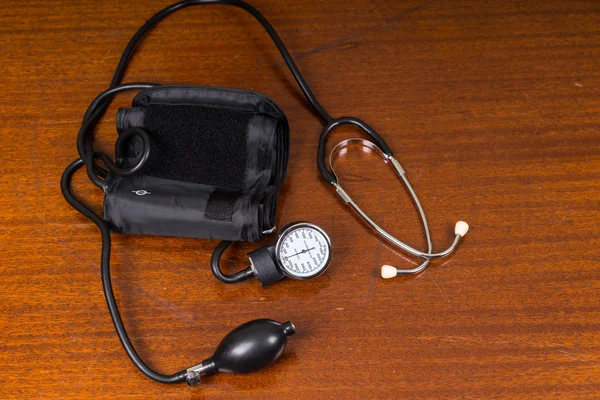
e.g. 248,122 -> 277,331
381,265 -> 398,279
455,221 -> 469,237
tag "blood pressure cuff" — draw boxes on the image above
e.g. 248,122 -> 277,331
103,85 -> 289,242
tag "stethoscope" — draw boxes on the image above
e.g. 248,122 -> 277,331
316,117 -> 469,278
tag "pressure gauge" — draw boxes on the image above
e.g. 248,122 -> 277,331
245,221 -> 332,286
275,222 -> 332,280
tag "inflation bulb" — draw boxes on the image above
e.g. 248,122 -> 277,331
185,319 -> 296,386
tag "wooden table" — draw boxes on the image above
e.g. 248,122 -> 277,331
1,0 -> 599,398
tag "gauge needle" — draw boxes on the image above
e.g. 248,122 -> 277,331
288,247 -> 315,258
304,240 -> 314,255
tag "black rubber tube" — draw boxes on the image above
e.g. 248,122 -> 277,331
77,83 -> 158,190
108,0 -> 332,123
210,241 -> 255,284
61,159 -> 188,384
317,116 -> 394,184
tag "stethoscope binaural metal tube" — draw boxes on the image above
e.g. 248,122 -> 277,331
328,138 -> 469,277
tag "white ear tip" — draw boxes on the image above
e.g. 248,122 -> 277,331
455,221 -> 469,237
381,265 -> 397,279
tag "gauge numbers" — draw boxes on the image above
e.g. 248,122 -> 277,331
275,223 -> 331,280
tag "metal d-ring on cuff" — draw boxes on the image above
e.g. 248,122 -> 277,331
328,138 -> 465,274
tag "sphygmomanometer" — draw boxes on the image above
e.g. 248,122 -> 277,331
62,0 -> 468,387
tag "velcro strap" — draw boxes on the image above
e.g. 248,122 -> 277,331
205,190 -> 238,221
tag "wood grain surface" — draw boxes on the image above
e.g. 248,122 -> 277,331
1,0 -> 599,398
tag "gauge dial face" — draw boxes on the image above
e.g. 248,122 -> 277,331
275,223 -> 332,279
